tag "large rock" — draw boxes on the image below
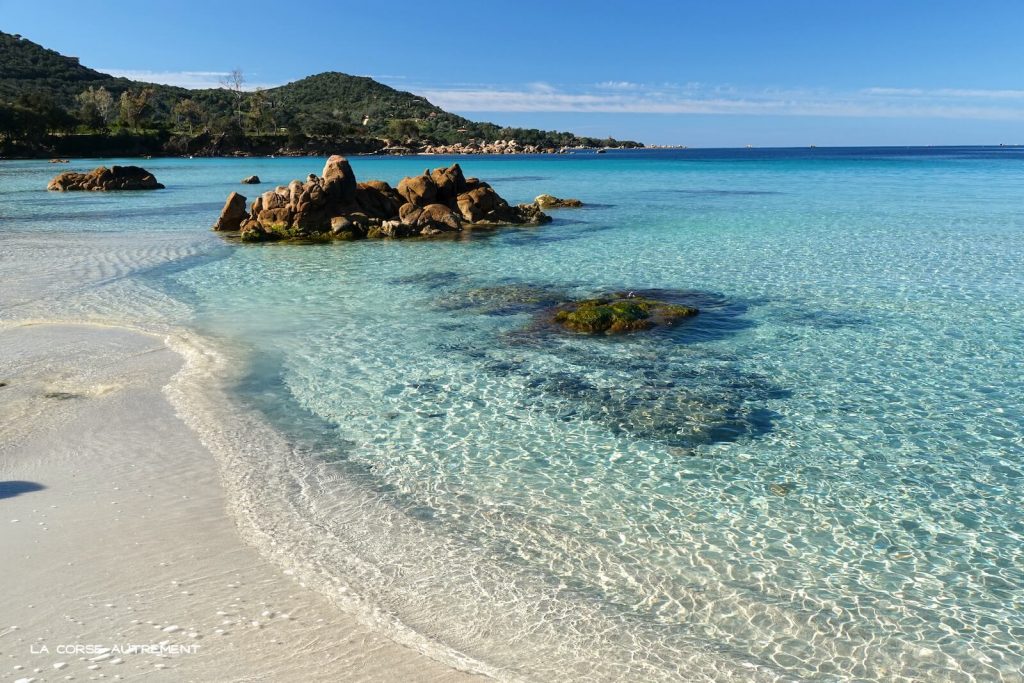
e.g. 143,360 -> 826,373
48,165 -> 164,191
415,203 -> 464,233
213,192 -> 248,231
321,155 -> 357,203
430,164 -> 467,204
456,186 -> 501,222
397,172 -> 437,207
355,181 -> 404,219
241,175 -> 261,184
455,185 -> 550,226
293,205 -> 331,232
261,187 -> 290,210
398,202 -> 421,224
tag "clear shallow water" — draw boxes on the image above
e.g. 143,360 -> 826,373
2,148 -> 1023,681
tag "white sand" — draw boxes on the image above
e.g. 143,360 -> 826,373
0,322 -> 482,682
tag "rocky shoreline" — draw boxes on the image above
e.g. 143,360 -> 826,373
4,130 -> 639,161
387,140 -> 621,156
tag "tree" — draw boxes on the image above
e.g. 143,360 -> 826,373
246,88 -> 272,134
386,118 -> 421,142
77,86 -> 114,131
0,102 -> 46,143
14,91 -> 75,134
171,98 -> 206,135
221,68 -> 245,126
300,113 -> 348,138
118,87 -> 154,131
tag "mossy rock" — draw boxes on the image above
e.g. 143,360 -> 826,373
553,294 -> 698,334
332,229 -> 361,241
240,222 -> 330,243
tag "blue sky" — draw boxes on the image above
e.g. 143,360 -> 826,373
4,0 -> 1024,146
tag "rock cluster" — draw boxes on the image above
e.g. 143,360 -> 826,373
47,166 -> 164,191
216,155 -> 551,242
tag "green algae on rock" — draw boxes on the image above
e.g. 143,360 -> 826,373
553,294 -> 698,334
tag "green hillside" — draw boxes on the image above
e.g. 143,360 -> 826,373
0,31 -> 642,155
0,31 -> 112,93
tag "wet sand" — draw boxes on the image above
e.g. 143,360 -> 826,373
0,322 -> 482,682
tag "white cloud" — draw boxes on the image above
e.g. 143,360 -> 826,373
595,81 -> 641,90
863,87 -> 1024,99
415,81 -> 1024,120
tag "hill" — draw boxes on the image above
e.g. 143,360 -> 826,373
0,32 -> 642,157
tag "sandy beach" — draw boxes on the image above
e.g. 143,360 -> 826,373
0,322 -> 482,682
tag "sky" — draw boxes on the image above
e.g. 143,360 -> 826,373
3,0 -> 1024,146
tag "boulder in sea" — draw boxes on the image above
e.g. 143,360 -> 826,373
228,157 -> 550,243
241,175 -> 261,184
47,165 -> 164,191
551,294 -> 698,334
534,194 -> 583,209
213,192 -> 249,231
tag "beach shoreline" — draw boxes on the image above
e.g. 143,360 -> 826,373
0,321 -> 484,682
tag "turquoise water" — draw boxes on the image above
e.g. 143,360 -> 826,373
2,149 -> 1023,681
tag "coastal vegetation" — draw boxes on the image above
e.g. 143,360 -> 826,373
0,32 -> 642,158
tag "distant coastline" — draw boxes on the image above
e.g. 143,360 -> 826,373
0,130 -> 642,160
9,142 -> 1018,161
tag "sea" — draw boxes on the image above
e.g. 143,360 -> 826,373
2,147 -> 1022,681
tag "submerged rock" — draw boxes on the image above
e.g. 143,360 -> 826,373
217,156 -> 552,242
552,294 -> 698,334
522,364 -> 779,450
241,175 -> 261,184
429,281 -> 777,449
437,284 -> 567,316
534,194 -> 583,208
48,165 -> 164,191
389,270 -> 463,289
